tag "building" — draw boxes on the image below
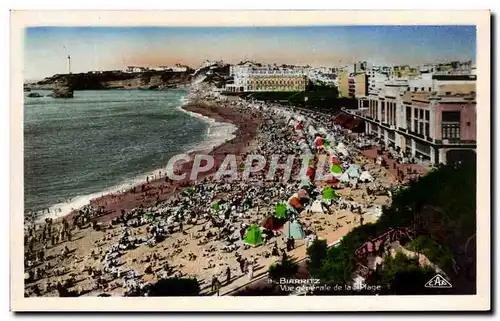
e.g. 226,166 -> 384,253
248,75 -> 308,92
367,69 -> 390,96
337,71 -> 350,98
349,72 -> 369,98
347,71 -> 476,165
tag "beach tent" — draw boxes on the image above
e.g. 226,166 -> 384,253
346,164 -> 361,179
309,200 -> 326,214
359,171 -> 374,183
288,196 -> 304,211
244,224 -> 263,246
274,203 -> 288,219
339,172 -> 350,183
283,220 -> 306,240
322,186 -> 339,200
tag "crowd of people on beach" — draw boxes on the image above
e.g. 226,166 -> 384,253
24,83 -> 427,297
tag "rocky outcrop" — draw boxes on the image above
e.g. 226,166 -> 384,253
27,69 -> 193,91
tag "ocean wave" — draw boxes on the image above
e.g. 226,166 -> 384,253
176,99 -> 238,155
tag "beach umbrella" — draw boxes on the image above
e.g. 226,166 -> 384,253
322,186 -> 339,200
274,203 -> 288,219
330,164 -> 343,174
314,137 -> 325,146
295,123 -> 303,130
306,167 -> 316,180
323,139 -> 330,147
146,214 -> 154,222
331,156 -> 341,166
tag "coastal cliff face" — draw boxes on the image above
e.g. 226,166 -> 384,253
27,70 -> 193,90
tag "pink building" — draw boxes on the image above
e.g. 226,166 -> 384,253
434,96 -> 476,142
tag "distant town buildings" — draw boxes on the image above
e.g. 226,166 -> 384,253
125,64 -> 188,73
225,61 -> 336,93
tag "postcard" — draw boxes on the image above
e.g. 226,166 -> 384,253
10,10 -> 491,312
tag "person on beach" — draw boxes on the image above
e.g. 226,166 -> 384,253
211,275 -> 218,292
248,263 -> 254,281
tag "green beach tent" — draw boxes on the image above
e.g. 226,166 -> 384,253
274,203 -> 288,219
330,164 -> 343,174
323,139 -> 330,148
244,224 -> 263,246
147,214 -> 154,222
322,186 -> 339,200
284,220 -> 306,240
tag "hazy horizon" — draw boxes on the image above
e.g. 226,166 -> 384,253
24,25 -> 476,80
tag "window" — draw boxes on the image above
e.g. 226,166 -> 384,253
414,87 -> 418,91
442,111 -> 461,122
425,123 -> 430,137
406,107 -> 412,120
419,122 -> 423,135
421,87 -> 425,91
414,109 -> 418,118
425,110 -> 430,121
414,120 -> 418,132
428,87 -> 432,92
420,109 -> 424,119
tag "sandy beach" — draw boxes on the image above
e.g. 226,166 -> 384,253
23,84 -> 425,298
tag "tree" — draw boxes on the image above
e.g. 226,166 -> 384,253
318,245 -> 355,284
306,163 -> 476,292
268,257 -> 299,281
307,239 -> 328,277
369,252 -> 437,295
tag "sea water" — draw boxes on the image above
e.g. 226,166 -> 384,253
23,89 -> 236,219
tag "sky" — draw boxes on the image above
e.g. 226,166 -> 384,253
23,25 -> 476,81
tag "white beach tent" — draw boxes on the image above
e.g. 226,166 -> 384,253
339,172 -> 350,183
346,164 -> 361,179
309,200 -> 326,214
359,171 -> 374,183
